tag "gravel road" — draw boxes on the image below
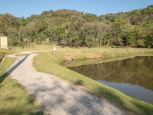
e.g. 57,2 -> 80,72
7,53 -> 132,115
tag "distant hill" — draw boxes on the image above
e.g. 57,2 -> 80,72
0,5 -> 153,48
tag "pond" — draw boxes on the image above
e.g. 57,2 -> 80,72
68,56 -> 153,104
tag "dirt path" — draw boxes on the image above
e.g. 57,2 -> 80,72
8,53 -> 132,115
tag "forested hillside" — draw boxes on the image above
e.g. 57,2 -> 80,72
0,5 -> 153,48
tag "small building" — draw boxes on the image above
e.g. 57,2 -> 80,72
0,34 -> 8,49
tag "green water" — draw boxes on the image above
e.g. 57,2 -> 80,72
68,56 -> 153,104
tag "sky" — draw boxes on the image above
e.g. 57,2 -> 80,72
0,0 -> 153,17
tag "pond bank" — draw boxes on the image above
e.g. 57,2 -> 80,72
8,53 -> 131,115
33,47 -> 153,115
68,56 -> 153,104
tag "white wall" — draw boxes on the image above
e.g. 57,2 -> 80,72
0,36 -> 8,49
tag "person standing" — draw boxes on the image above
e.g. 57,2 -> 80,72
52,46 -> 56,54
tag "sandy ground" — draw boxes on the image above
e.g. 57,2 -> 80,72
7,53 -> 133,115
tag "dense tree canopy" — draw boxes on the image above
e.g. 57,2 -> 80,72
0,5 -> 153,48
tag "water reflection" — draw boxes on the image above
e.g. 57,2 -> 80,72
69,56 -> 153,104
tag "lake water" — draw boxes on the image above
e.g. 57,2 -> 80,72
68,56 -> 153,104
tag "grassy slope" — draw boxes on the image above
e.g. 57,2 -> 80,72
33,47 -> 153,115
0,49 -> 9,61
0,57 -> 38,114
0,49 -> 9,53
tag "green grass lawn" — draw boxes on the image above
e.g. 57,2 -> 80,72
0,56 -> 39,115
0,48 -> 9,62
33,46 -> 153,115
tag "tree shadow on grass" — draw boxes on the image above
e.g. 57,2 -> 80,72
0,54 -> 30,84
0,54 -> 44,115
